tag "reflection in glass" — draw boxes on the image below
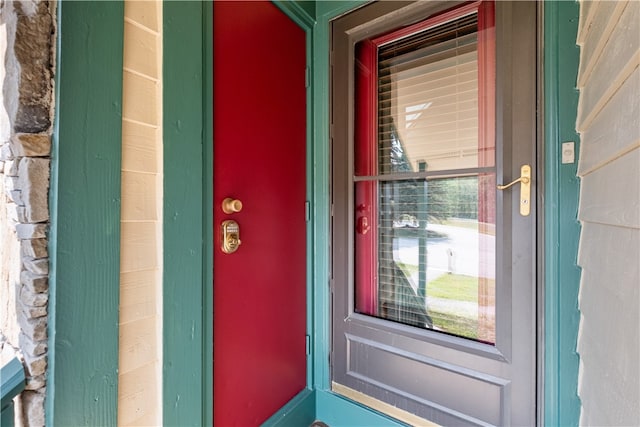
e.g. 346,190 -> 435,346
367,176 -> 496,343
354,7 -> 496,343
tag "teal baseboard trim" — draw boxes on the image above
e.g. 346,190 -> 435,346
315,390 -> 408,427
543,1 -> 582,426
262,389 -> 316,427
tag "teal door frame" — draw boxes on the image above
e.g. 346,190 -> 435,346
310,1 -> 582,425
162,2 -> 213,425
48,1 -> 580,426
48,2 -> 124,425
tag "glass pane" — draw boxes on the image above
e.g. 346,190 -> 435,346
354,6 -> 497,344
374,12 -> 495,176
355,175 -> 496,343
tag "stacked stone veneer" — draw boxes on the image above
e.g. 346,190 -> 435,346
0,1 -> 54,426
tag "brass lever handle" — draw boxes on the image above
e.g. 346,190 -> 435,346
497,164 -> 531,216
497,175 -> 530,190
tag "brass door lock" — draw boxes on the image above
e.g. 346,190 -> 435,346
222,198 -> 243,214
221,220 -> 241,253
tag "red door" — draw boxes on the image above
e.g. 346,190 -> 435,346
213,2 -> 307,425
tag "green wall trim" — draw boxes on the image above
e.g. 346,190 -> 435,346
203,2 -> 214,425
262,389 -> 316,427
48,2 -> 124,425
274,0 -> 317,29
316,390 -> 407,427
543,1 -> 582,426
162,1 -> 212,425
311,0 -> 368,395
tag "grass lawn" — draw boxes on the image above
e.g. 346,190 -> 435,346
393,266 -> 494,340
427,274 -> 480,338
427,273 -> 478,303
430,311 -> 479,340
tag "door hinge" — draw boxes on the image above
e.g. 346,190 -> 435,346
305,66 -> 310,88
306,335 -> 311,355
305,201 -> 311,222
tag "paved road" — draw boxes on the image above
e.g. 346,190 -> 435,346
392,222 -> 496,288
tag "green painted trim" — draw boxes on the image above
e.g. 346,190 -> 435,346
543,1 -> 582,426
274,0 -> 317,28
1,357 -> 25,410
48,2 -> 124,425
316,0 -> 367,19
316,390 -> 407,427
261,389 -> 316,427
311,0 -> 366,394
162,2 -> 211,425
203,2 -> 214,425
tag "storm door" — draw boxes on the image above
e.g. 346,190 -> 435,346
331,1 -> 538,425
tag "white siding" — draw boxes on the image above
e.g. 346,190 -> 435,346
576,1 -> 640,425
118,2 -> 163,426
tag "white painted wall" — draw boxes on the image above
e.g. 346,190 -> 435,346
576,1 -> 640,425
118,2 -> 163,426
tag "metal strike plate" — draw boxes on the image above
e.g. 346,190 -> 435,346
221,220 -> 241,253
519,164 -> 531,216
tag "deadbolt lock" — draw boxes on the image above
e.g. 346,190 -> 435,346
221,220 -> 241,254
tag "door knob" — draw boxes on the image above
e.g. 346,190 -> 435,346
222,198 -> 243,214
497,164 -> 531,216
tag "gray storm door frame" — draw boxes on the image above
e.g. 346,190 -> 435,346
330,1 -> 539,425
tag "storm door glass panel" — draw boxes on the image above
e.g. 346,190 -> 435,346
354,5 -> 497,343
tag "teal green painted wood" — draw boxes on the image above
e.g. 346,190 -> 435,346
316,391 -> 408,427
48,2 -> 124,425
163,2 -> 211,425
316,0 -> 367,18
544,1 -> 582,426
1,356 -> 24,427
311,0 -> 367,394
1,403 -> 16,427
261,389 -> 316,427
1,357 -> 25,405
275,0 -> 317,28
295,0 -> 316,21
203,2 -> 214,425
311,2 -> 405,424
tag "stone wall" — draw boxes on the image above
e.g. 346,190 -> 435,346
0,1 -> 55,425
